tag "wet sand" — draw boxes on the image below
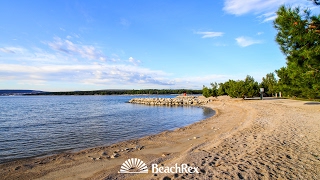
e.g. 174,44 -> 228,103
1,96 -> 320,179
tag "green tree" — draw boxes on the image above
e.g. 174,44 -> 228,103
260,73 -> 278,96
202,85 -> 212,98
224,79 -> 245,98
210,82 -> 218,97
243,75 -> 259,97
274,6 -> 320,99
217,82 -> 227,96
222,76 -> 259,98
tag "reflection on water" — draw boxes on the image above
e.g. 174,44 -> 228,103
0,95 -> 215,163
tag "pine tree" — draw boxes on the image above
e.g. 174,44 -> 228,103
274,6 -> 320,99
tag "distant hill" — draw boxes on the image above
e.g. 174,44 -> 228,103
0,89 -> 203,96
0,90 -> 44,96
37,89 -> 202,95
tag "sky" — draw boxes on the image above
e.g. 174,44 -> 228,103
0,0 -> 318,91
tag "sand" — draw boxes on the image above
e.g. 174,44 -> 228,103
1,96 -> 320,180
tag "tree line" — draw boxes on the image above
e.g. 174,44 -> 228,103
203,4 -> 320,100
35,89 -> 202,96
202,74 -> 277,98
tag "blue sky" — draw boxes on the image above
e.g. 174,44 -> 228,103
0,0 -> 318,91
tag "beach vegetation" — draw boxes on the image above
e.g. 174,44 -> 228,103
260,73 -> 278,97
204,6 -> 320,100
202,85 -> 212,98
210,82 -> 219,97
202,83 -> 219,98
217,82 -> 228,96
204,75 -> 259,98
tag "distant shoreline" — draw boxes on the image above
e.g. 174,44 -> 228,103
0,89 -> 202,96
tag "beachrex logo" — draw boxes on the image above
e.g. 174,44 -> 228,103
119,158 -> 148,173
152,163 -> 199,174
119,158 -> 199,174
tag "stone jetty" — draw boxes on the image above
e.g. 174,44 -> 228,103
128,96 -> 211,106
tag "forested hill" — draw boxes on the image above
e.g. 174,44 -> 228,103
0,90 -> 43,96
31,89 -> 202,95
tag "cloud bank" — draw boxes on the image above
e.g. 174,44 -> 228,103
0,47 -> 25,54
223,0 -> 314,22
235,36 -> 262,47
47,37 -> 107,61
0,37 -> 228,90
0,63 -> 172,86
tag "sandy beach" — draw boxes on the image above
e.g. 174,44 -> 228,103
1,96 -> 319,180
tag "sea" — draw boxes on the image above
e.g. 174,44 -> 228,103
0,95 -> 215,163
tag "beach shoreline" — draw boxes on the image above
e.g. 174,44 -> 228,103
1,96 -> 320,179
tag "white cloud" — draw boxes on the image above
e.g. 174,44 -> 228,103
47,37 -> 107,61
258,12 -> 278,22
257,32 -> 264,35
0,47 -> 25,54
0,48 -> 15,54
235,36 -> 262,47
170,74 -> 231,89
0,46 -> 73,64
0,38 -> 176,87
175,74 -> 230,84
223,0 -> 314,22
110,54 -> 121,62
263,14 -> 278,22
195,31 -> 224,38
0,61 -> 230,89
0,63 -> 172,86
0,37 -> 231,90
223,0 -> 285,15
128,57 -> 141,66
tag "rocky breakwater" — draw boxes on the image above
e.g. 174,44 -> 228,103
128,96 -> 211,106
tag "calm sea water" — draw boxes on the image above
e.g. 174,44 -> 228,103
0,95 -> 215,163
